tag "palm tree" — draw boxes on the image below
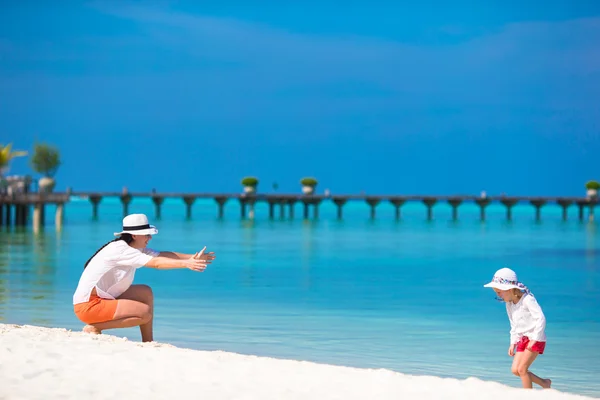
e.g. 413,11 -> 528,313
0,143 -> 28,176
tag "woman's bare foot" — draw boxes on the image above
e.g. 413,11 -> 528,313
541,379 -> 552,389
83,325 -> 102,335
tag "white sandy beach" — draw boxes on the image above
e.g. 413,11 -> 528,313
0,324 -> 593,400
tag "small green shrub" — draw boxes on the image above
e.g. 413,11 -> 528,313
241,176 -> 259,187
585,180 -> 600,190
30,142 -> 61,178
300,177 -> 318,186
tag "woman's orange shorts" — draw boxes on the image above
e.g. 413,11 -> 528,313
74,293 -> 118,324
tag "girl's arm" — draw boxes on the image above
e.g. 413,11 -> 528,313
506,304 -> 519,344
524,295 -> 546,342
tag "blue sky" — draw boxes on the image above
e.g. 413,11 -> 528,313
1,1 -> 599,196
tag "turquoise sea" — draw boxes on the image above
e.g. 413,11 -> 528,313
1,197 -> 599,397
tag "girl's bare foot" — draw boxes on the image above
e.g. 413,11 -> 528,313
83,325 -> 102,335
541,379 -> 552,389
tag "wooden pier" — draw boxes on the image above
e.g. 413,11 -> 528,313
1,191 -> 597,231
0,193 -> 70,232
75,191 -> 596,222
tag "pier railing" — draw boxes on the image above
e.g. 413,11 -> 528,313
1,191 -> 597,231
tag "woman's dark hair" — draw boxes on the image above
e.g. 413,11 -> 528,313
84,234 -> 133,269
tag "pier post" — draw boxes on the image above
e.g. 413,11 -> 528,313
500,198 -> 518,221
300,198 -> 320,219
267,199 -> 277,220
240,196 -> 256,219
239,199 -> 246,219
313,199 -> 321,219
556,199 -> 573,221
332,197 -> 348,220
366,197 -> 381,220
4,204 -> 10,226
13,205 -> 20,226
301,199 -> 310,219
447,198 -> 462,221
248,199 -> 256,219
302,200 -> 310,219
152,195 -> 164,220
33,203 -> 44,233
475,198 -> 491,221
577,201 -> 586,221
55,203 -> 64,231
89,195 -> 102,219
16,204 -> 29,226
120,192 -> 132,217
389,198 -> 406,220
530,199 -> 546,221
279,200 -> 285,219
589,200 -> 597,222
15,205 -> 25,226
184,196 -> 197,219
423,197 -> 437,220
287,200 -> 296,219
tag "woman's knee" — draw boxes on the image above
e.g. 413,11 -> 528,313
511,366 -> 519,376
134,302 -> 153,323
140,305 -> 153,323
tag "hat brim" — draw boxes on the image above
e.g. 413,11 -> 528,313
483,282 -> 521,291
114,226 -> 158,236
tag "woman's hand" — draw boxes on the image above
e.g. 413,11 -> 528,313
193,246 -> 216,262
508,344 -> 515,357
526,340 -> 537,351
182,246 -> 213,272
181,257 -> 209,272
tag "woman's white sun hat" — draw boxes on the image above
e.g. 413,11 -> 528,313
483,267 -> 529,293
114,213 -> 158,236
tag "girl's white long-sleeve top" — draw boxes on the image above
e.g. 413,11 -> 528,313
506,292 -> 547,344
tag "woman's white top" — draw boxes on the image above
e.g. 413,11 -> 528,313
73,241 -> 159,304
506,292 -> 547,344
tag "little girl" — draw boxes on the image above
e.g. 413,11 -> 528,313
484,267 -> 552,389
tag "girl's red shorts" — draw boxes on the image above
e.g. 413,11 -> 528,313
516,336 -> 546,354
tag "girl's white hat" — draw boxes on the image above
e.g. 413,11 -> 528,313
114,213 -> 158,236
483,267 -> 529,292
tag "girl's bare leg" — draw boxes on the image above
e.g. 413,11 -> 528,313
530,372 -> 552,389
83,285 -> 154,342
514,349 -> 551,389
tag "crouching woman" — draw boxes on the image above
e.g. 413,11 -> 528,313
72,214 -> 215,342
